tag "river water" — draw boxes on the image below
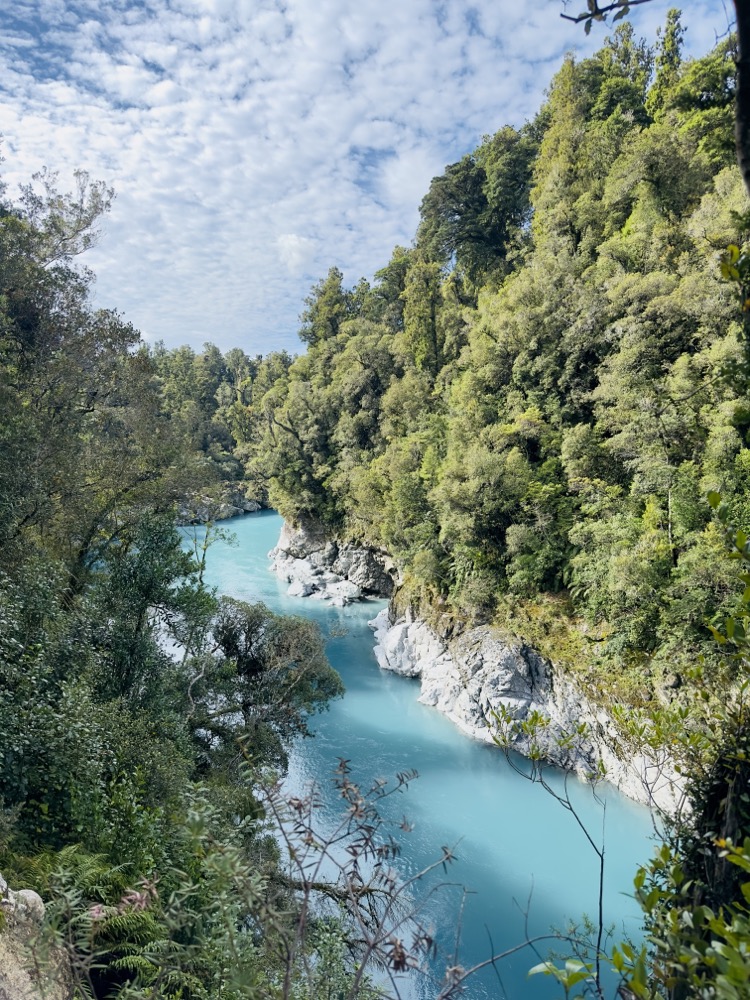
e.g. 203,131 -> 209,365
188,509 -> 653,999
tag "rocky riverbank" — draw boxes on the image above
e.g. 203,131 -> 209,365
269,519 -> 681,811
269,519 -> 399,605
177,485 -> 263,524
368,608 -> 682,812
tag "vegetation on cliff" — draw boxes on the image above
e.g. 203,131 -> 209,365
159,18 -> 748,706
152,14 -> 750,995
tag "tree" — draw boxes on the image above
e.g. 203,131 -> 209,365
298,266 -> 354,347
0,175 -> 204,587
197,598 -> 345,769
561,0 -> 750,196
645,7 -> 685,118
417,127 -> 537,284
400,256 -> 444,374
371,245 -> 412,331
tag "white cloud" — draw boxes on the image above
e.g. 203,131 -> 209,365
0,0 -> 731,357
277,233 -> 318,275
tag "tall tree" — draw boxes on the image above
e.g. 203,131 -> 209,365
298,266 -> 353,346
562,0 -> 750,195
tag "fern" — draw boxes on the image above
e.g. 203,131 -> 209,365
101,909 -> 162,945
7,844 -> 129,899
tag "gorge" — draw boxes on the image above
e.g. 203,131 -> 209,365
194,509 -> 654,999
269,515 -> 682,814
2,14 -> 748,996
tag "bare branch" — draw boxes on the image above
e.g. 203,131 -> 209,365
560,0 -> 656,24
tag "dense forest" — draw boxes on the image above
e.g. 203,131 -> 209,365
158,15 -> 746,702
3,8 -> 750,998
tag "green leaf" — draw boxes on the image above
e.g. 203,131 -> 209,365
707,624 -> 727,645
565,959 -> 588,972
528,961 -> 556,978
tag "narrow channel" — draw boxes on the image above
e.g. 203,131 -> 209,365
189,509 -> 653,999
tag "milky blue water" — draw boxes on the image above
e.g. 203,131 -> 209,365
185,510 -> 653,999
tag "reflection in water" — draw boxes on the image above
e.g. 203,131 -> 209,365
186,511 -> 652,999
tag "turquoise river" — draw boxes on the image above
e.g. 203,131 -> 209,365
188,509 -> 654,1000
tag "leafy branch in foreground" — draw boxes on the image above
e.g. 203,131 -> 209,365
257,758 -> 589,1000
490,709 -> 620,999
25,760 -> 596,1000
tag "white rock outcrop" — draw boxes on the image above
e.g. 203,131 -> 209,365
0,872 -> 71,1000
177,486 -> 262,524
369,609 -> 682,813
0,873 -> 45,928
269,520 -> 398,605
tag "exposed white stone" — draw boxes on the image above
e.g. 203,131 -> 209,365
0,870 -> 70,999
0,871 -> 46,928
176,486 -> 262,524
328,580 -> 363,604
368,609 -> 682,813
275,533 -> 682,811
270,520 -> 398,603
12,890 -> 45,925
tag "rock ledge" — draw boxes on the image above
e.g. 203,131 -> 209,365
0,872 -> 71,1000
369,608 -> 682,812
269,520 -> 399,605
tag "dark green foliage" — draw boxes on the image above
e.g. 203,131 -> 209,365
235,25 -> 750,692
0,164 -> 350,998
298,266 -> 357,346
416,124 -> 536,285
615,496 -> 750,999
194,598 -> 343,769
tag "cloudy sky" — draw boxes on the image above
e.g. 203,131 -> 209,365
0,0 -> 731,356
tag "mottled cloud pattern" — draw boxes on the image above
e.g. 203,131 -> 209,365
0,0 -> 730,353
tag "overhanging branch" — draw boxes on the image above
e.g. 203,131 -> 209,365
560,0 -> 655,24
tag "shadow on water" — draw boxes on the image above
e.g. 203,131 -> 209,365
184,511 -> 653,1000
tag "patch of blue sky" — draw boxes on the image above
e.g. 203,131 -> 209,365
463,6 -> 484,38
342,47 -> 379,83
0,11 -> 68,83
349,145 -> 394,203
433,1 -> 449,34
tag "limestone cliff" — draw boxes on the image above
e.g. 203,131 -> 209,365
268,520 -> 681,811
177,485 -> 263,524
369,608 -> 682,812
269,519 -> 399,604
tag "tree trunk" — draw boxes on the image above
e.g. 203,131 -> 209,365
735,1 -> 750,196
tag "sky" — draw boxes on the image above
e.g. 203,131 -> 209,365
0,0 -> 733,357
